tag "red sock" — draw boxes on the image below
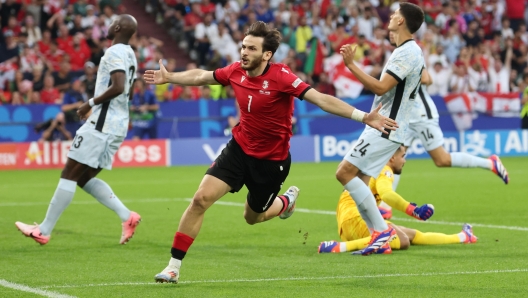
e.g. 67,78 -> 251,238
277,195 -> 289,216
171,232 -> 194,260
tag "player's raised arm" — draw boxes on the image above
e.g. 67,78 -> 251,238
143,60 -> 218,86
77,71 -> 127,120
302,88 -> 398,134
340,45 -> 399,96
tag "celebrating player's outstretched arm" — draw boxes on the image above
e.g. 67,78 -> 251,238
302,88 -> 398,134
144,60 -> 217,86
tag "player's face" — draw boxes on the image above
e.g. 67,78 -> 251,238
392,147 -> 407,175
107,17 -> 119,40
388,9 -> 403,31
240,35 -> 270,71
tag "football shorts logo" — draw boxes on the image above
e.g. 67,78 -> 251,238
262,80 -> 269,89
241,76 -> 246,83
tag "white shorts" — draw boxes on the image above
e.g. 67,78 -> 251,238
67,123 -> 124,170
404,119 -> 444,151
343,130 -> 401,177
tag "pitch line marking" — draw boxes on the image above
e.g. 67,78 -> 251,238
3,197 -> 528,232
41,268 -> 528,288
0,279 -> 76,298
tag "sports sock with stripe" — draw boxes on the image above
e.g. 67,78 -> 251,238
450,152 -> 492,169
344,177 -> 388,232
82,178 -> 131,222
40,178 -> 77,236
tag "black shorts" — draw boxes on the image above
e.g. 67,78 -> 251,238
206,137 -> 291,213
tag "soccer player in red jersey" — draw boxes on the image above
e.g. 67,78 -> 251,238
144,21 -> 398,284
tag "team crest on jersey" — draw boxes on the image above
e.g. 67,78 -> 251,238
262,80 -> 269,89
241,76 -> 246,83
384,170 -> 393,178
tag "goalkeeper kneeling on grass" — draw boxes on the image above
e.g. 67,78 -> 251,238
319,146 -> 477,255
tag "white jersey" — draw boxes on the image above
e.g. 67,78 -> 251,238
364,39 -> 424,143
409,84 -> 440,123
87,43 -> 137,137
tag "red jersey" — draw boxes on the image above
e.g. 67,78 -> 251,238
214,62 -> 311,160
40,88 -> 60,104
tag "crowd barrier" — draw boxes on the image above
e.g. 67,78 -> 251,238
1,129 -> 526,170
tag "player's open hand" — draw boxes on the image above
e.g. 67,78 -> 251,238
364,103 -> 398,134
77,102 -> 91,121
339,44 -> 357,69
143,59 -> 169,85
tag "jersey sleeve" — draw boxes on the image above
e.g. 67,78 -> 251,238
385,49 -> 421,83
213,62 -> 239,86
375,168 -> 411,214
277,66 -> 312,100
105,47 -> 126,74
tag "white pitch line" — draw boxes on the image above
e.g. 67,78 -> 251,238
0,279 -> 76,298
41,268 -> 528,288
4,197 -> 528,232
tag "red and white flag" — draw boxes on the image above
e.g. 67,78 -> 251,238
324,54 -> 370,99
443,92 -> 521,130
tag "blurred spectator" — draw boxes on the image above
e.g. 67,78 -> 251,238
78,61 -> 97,99
28,65 -> 46,93
69,14 -> 85,36
194,13 -> 218,68
40,75 -> 62,104
53,61 -> 73,92
36,80 -> 85,141
0,0 -> 21,28
294,16 -> 312,66
428,62 -> 452,96
82,5 -> 98,28
488,41 -> 513,93
449,65 -> 472,93
198,86 -> 212,100
131,79 -> 159,140
68,34 -> 91,71
22,15 -> 42,47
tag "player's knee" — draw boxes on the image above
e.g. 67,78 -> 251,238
335,164 -> 353,185
243,214 -> 258,225
189,192 -> 212,213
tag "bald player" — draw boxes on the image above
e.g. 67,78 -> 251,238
16,15 -> 141,246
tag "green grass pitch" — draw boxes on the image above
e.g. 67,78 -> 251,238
1,157 -> 527,297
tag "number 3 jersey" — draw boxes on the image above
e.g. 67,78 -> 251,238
88,43 -> 137,137
364,39 -> 424,143
214,62 -> 311,161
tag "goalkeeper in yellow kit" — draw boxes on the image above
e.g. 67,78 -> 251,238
318,146 -> 477,254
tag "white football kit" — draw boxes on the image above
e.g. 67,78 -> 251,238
68,43 -> 138,170
404,84 -> 444,151
345,39 -> 424,177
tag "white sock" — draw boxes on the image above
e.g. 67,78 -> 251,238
82,178 -> 131,222
339,242 -> 347,252
357,205 -> 374,231
344,177 -> 388,232
392,174 -> 401,191
40,178 -> 77,236
457,232 -> 466,243
450,152 -> 492,169
169,257 -> 182,268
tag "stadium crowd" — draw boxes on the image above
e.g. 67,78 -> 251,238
0,0 -> 527,105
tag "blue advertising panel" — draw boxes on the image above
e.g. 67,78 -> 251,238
0,98 -> 523,143
169,135 -> 316,166
315,129 -> 528,162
